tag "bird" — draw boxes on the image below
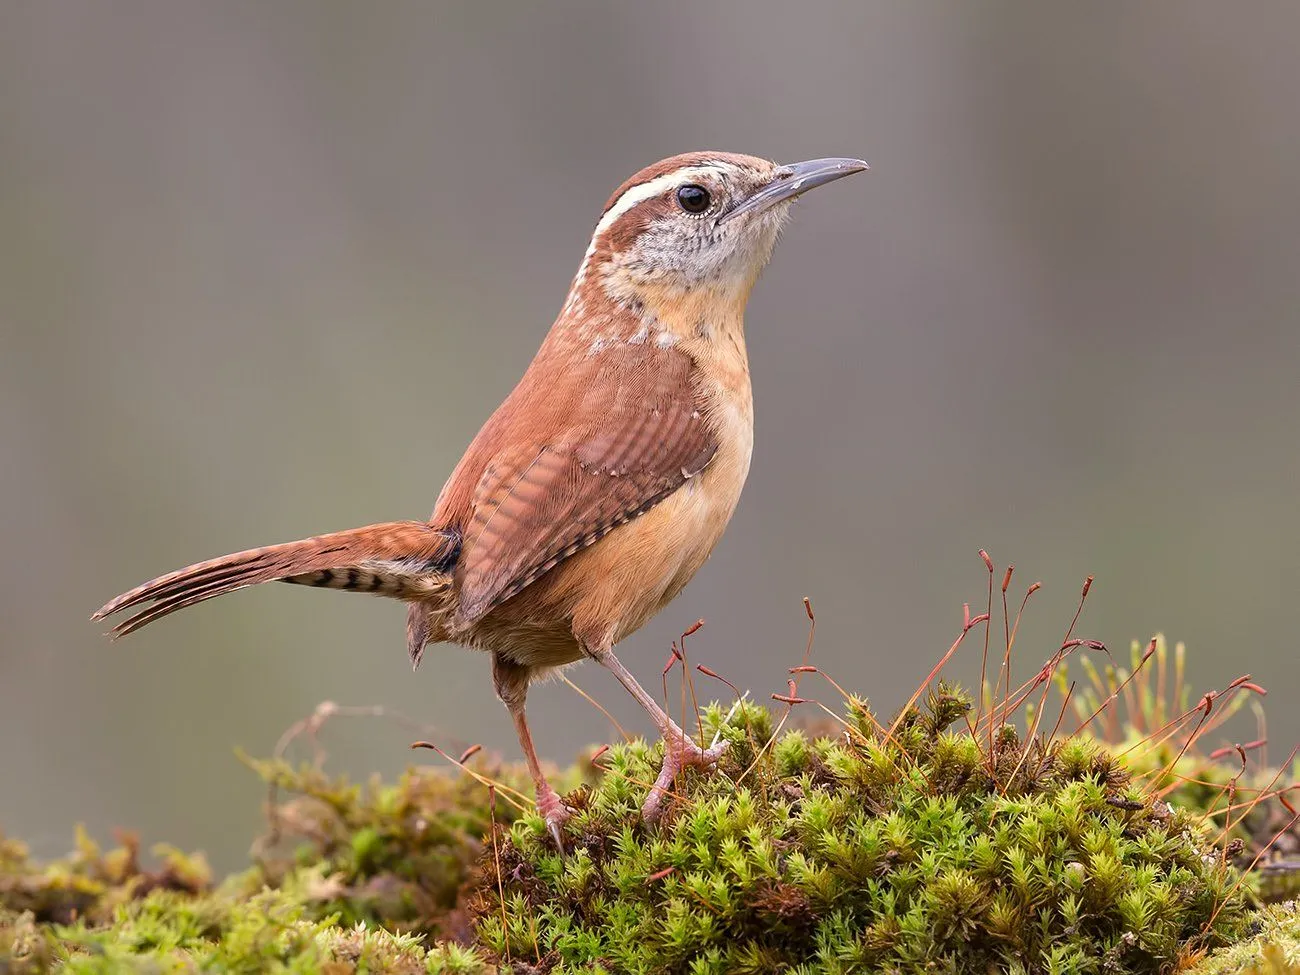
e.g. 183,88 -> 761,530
92,150 -> 868,846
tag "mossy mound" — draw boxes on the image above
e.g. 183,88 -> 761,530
0,827 -> 211,931
473,692 -> 1250,974
1053,635 -> 1300,904
0,757 -> 527,974
1,886 -> 492,974
2,687 -> 1294,973
1185,903 -> 1300,974
1098,734 -> 1300,906
243,755 -> 586,940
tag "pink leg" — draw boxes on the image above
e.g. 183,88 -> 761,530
509,703 -> 569,850
589,645 -> 727,821
493,654 -> 569,849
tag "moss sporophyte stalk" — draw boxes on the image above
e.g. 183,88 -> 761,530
4,576 -> 1299,972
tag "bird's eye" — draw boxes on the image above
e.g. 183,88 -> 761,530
676,184 -> 711,214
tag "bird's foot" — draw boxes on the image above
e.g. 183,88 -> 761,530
642,734 -> 729,823
536,783 -> 572,852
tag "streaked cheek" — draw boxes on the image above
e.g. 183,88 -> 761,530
624,226 -> 702,280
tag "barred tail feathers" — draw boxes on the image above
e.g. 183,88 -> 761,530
92,521 -> 460,638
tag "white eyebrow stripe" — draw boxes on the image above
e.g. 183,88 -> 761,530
564,165 -> 724,299
592,166 -> 717,239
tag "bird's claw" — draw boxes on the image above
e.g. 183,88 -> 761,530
642,735 -> 729,823
536,784 -> 572,853
546,816 -> 567,853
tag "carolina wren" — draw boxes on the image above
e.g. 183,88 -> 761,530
94,151 -> 868,844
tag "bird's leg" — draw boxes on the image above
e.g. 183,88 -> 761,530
588,645 -> 727,822
492,654 -> 569,850
510,703 -> 570,849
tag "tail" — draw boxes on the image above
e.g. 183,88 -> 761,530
92,521 -> 460,638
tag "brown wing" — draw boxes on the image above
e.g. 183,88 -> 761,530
451,345 -> 716,625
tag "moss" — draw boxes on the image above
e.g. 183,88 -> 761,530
241,754 -> 584,940
1186,903 -> 1300,974
1053,635 -> 1300,904
0,826 -> 211,929
0,766 -> 517,974
0,750 -> 551,973
1,888 -> 496,974
472,690 -> 1251,974
1,639 -> 1293,973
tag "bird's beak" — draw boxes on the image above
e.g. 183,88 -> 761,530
717,157 -> 869,224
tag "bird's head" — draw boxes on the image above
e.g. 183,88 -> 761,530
576,152 -> 868,311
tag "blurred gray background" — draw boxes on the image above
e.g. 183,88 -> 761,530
2,2 -> 1296,874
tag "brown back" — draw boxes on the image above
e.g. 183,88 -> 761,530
434,317 -> 716,625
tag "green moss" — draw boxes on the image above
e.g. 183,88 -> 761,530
1053,635 -> 1300,904
0,762 -> 523,974
2,887 -> 496,974
0,826 -> 211,929
472,690 -> 1251,974
2,651 -> 1293,973
1186,904 -> 1300,974
241,754 -> 586,940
